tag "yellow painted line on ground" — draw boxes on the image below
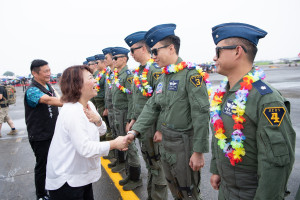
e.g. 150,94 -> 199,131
101,157 -> 140,200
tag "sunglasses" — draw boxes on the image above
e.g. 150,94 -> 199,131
130,46 -> 143,54
151,44 -> 170,56
112,56 -> 126,61
215,45 -> 247,58
88,62 -> 97,66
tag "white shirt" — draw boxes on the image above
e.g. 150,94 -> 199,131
46,101 -> 109,190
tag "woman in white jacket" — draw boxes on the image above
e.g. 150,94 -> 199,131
46,65 -> 128,200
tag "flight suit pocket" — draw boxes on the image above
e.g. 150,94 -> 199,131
262,126 -> 290,166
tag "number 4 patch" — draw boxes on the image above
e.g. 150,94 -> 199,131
263,107 -> 286,126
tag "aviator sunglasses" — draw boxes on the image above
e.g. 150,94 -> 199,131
150,44 -> 170,56
215,45 -> 247,58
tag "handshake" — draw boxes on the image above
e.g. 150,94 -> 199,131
109,130 -> 138,151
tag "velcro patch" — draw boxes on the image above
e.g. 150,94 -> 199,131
222,99 -> 237,116
153,72 -> 162,80
190,75 -> 203,87
127,77 -> 133,84
252,80 -> 272,95
263,107 -> 286,126
168,80 -> 179,91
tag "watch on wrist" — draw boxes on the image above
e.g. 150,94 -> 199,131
127,130 -> 137,138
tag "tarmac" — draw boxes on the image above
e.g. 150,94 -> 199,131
0,64 -> 299,200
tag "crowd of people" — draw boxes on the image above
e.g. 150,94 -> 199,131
17,22 -> 297,200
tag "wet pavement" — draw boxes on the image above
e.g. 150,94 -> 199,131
0,64 -> 299,200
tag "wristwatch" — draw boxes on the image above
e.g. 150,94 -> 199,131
127,130 -> 137,138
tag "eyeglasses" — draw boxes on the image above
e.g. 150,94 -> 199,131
130,46 -> 143,54
151,44 -> 170,56
215,45 -> 247,58
112,56 -> 126,61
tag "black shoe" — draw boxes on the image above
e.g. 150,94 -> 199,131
108,159 -> 117,168
119,175 -> 130,186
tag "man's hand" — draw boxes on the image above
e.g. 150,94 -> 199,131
110,136 -> 128,151
103,109 -> 108,116
189,152 -> 205,171
153,130 -> 162,142
210,174 -> 221,190
123,132 -> 135,144
126,119 -> 136,132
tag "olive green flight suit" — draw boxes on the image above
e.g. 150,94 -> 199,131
93,70 -> 110,136
104,68 -> 115,139
111,65 -> 141,174
132,58 -> 210,200
210,68 -> 296,200
130,63 -> 168,200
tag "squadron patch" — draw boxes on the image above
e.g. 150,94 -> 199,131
222,99 -> 237,116
190,75 -> 203,87
263,107 -> 286,126
153,72 -> 162,80
156,82 -> 163,94
127,77 -> 133,84
168,80 -> 179,91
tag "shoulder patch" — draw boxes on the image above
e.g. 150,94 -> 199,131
127,77 -> 133,84
126,70 -> 132,75
153,72 -> 162,80
252,80 -> 272,95
190,75 -> 203,87
263,107 -> 286,126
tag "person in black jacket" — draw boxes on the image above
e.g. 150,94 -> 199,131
24,59 -> 63,200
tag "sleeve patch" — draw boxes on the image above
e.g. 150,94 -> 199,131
126,70 -> 132,75
190,75 -> 203,87
127,77 -> 133,84
153,72 -> 162,80
263,107 -> 286,126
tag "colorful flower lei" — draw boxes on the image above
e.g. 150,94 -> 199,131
105,67 -> 112,89
113,68 -> 132,94
162,61 -> 212,98
210,67 -> 265,166
133,59 -> 155,97
95,68 -> 107,91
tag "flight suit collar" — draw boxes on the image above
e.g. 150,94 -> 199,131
228,67 -> 256,92
118,65 -> 128,75
175,57 -> 183,65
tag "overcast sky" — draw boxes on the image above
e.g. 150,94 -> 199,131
1,0 -> 299,76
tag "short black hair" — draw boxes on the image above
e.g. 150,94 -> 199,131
159,35 -> 180,55
30,59 -> 48,73
224,37 -> 258,63
136,40 -> 151,54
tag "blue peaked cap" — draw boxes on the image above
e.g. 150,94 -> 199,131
212,22 -> 267,46
102,47 -> 113,55
124,31 -> 147,47
83,61 -> 88,65
86,56 -> 96,62
145,23 -> 176,48
94,54 -> 105,60
111,47 -> 130,56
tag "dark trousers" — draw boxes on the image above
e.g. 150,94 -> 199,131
29,139 -> 52,198
49,182 -> 94,200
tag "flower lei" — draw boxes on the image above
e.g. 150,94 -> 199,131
162,61 -> 212,98
210,67 -> 265,166
105,67 -> 112,89
95,68 -> 107,91
133,59 -> 155,97
113,68 -> 131,94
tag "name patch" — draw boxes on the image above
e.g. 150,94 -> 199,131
153,72 -> 162,80
168,80 -> 179,91
156,83 -> 163,94
263,107 -> 286,126
190,75 -> 203,87
222,99 -> 237,116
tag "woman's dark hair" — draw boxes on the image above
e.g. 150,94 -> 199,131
30,59 -> 48,73
60,65 -> 92,103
